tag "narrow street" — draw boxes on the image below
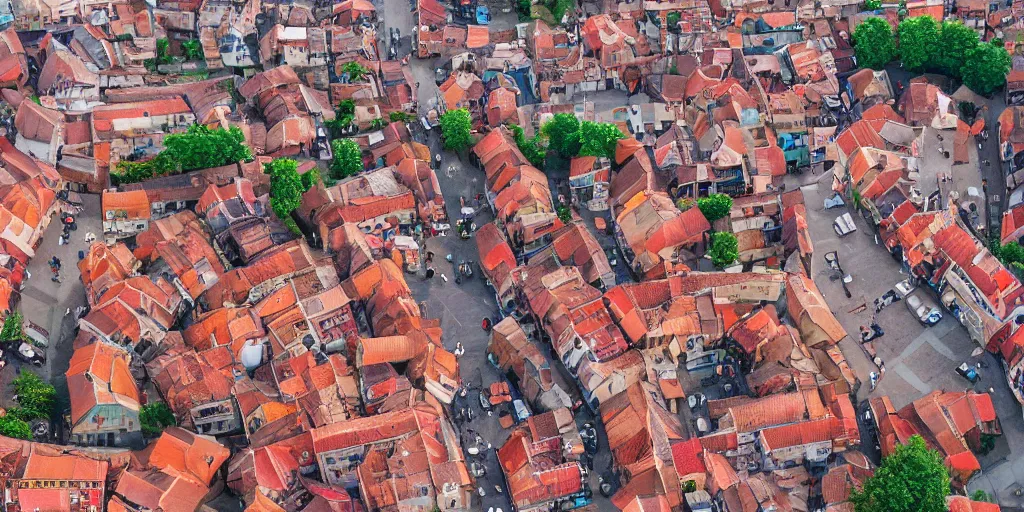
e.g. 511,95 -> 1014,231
12,194 -> 98,440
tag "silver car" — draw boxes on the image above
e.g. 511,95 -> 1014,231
905,290 -> 942,325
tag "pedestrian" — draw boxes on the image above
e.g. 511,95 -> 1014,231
425,262 -> 435,280
859,325 -> 871,342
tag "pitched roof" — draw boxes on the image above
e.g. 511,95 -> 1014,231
143,427 -> 231,486
65,342 -> 140,425
759,417 -> 837,451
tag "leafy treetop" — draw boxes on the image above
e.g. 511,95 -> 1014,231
853,17 -> 897,70
440,108 -> 473,152
0,311 -> 23,343
331,139 -> 364,180
697,193 -> 733,222
140,402 -> 177,438
961,42 -> 1012,96
709,231 -> 739,268
265,158 -> 314,221
897,16 -> 939,73
578,121 -> 624,160
509,124 -> 548,168
850,435 -> 950,512
12,371 -> 55,421
935,21 -> 979,79
541,113 -> 582,157
0,414 -> 31,440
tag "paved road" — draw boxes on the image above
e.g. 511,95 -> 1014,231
17,194 -> 99,437
789,169 -> 1024,509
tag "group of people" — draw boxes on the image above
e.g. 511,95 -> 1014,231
860,320 -> 887,390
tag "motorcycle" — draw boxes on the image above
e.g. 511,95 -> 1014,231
860,323 -> 885,343
824,251 -> 852,298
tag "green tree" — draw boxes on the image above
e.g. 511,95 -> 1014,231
556,205 -> 572,223
578,122 -> 624,160
851,435 -> 950,512
897,16 -> 939,72
181,39 -> 203,61
341,61 -> 370,81
935,21 -> 979,78
666,12 -> 681,33
156,38 -> 172,65
864,0 -> 881,9
300,167 -> 321,191
12,371 -> 55,421
541,113 -> 582,157
961,42 -> 1011,96
0,311 -> 23,343
697,193 -> 733,222
853,17 -> 897,70
971,489 -> 992,502
0,414 -> 31,440
440,108 -> 473,152
509,124 -> 548,168
370,118 -> 389,130
113,125 -> 253,184
326,100 -> 357,138
162,124 -> 252,172
139,402 -> 177,438
1000,241 -> 1024,264
331,139 -> 364,179
265,159 -> 306,220
709,232 -> 739,268
389,111 -> 414,123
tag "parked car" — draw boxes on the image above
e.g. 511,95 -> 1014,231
905,290 -> 942,325
833,212 -> 857,236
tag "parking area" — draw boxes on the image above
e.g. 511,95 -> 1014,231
790,170 -> 1024,506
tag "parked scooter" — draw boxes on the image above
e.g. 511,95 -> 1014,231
860,323 -> 885,343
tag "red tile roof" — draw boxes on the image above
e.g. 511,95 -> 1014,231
759,417 -> 837,452
947,496 -> 1002,512
670,438 -> 706,476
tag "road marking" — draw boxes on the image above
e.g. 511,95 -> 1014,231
893,362 -> 933,395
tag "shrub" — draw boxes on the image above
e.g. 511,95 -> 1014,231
12,371 -> 55,421
709,232 -> 739,268
697,193 -> 733,222
140,402 -> 177,438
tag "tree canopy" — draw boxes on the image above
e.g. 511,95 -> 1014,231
935,21 -> 979,79
12,371 -> 55,421
340,61 -> 370,81
961,42 -> 1012,96
541,113 -> 582,157
697,193 -> 733,222
440,109 -> 473,152
140,402 -> 177,438
851,435 -> 950,512
0,414 -> 31,440
509,124 -> 548,168
265,158 -> 311,221
578,121 -> 624,160
897,16 -> 939,72
331,139 -> 364,180
181,39 -> 203,61
0,311 -> 23,343
853,17 -> 897,70
113,125 -> 253,184
709,232 -> 739,268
